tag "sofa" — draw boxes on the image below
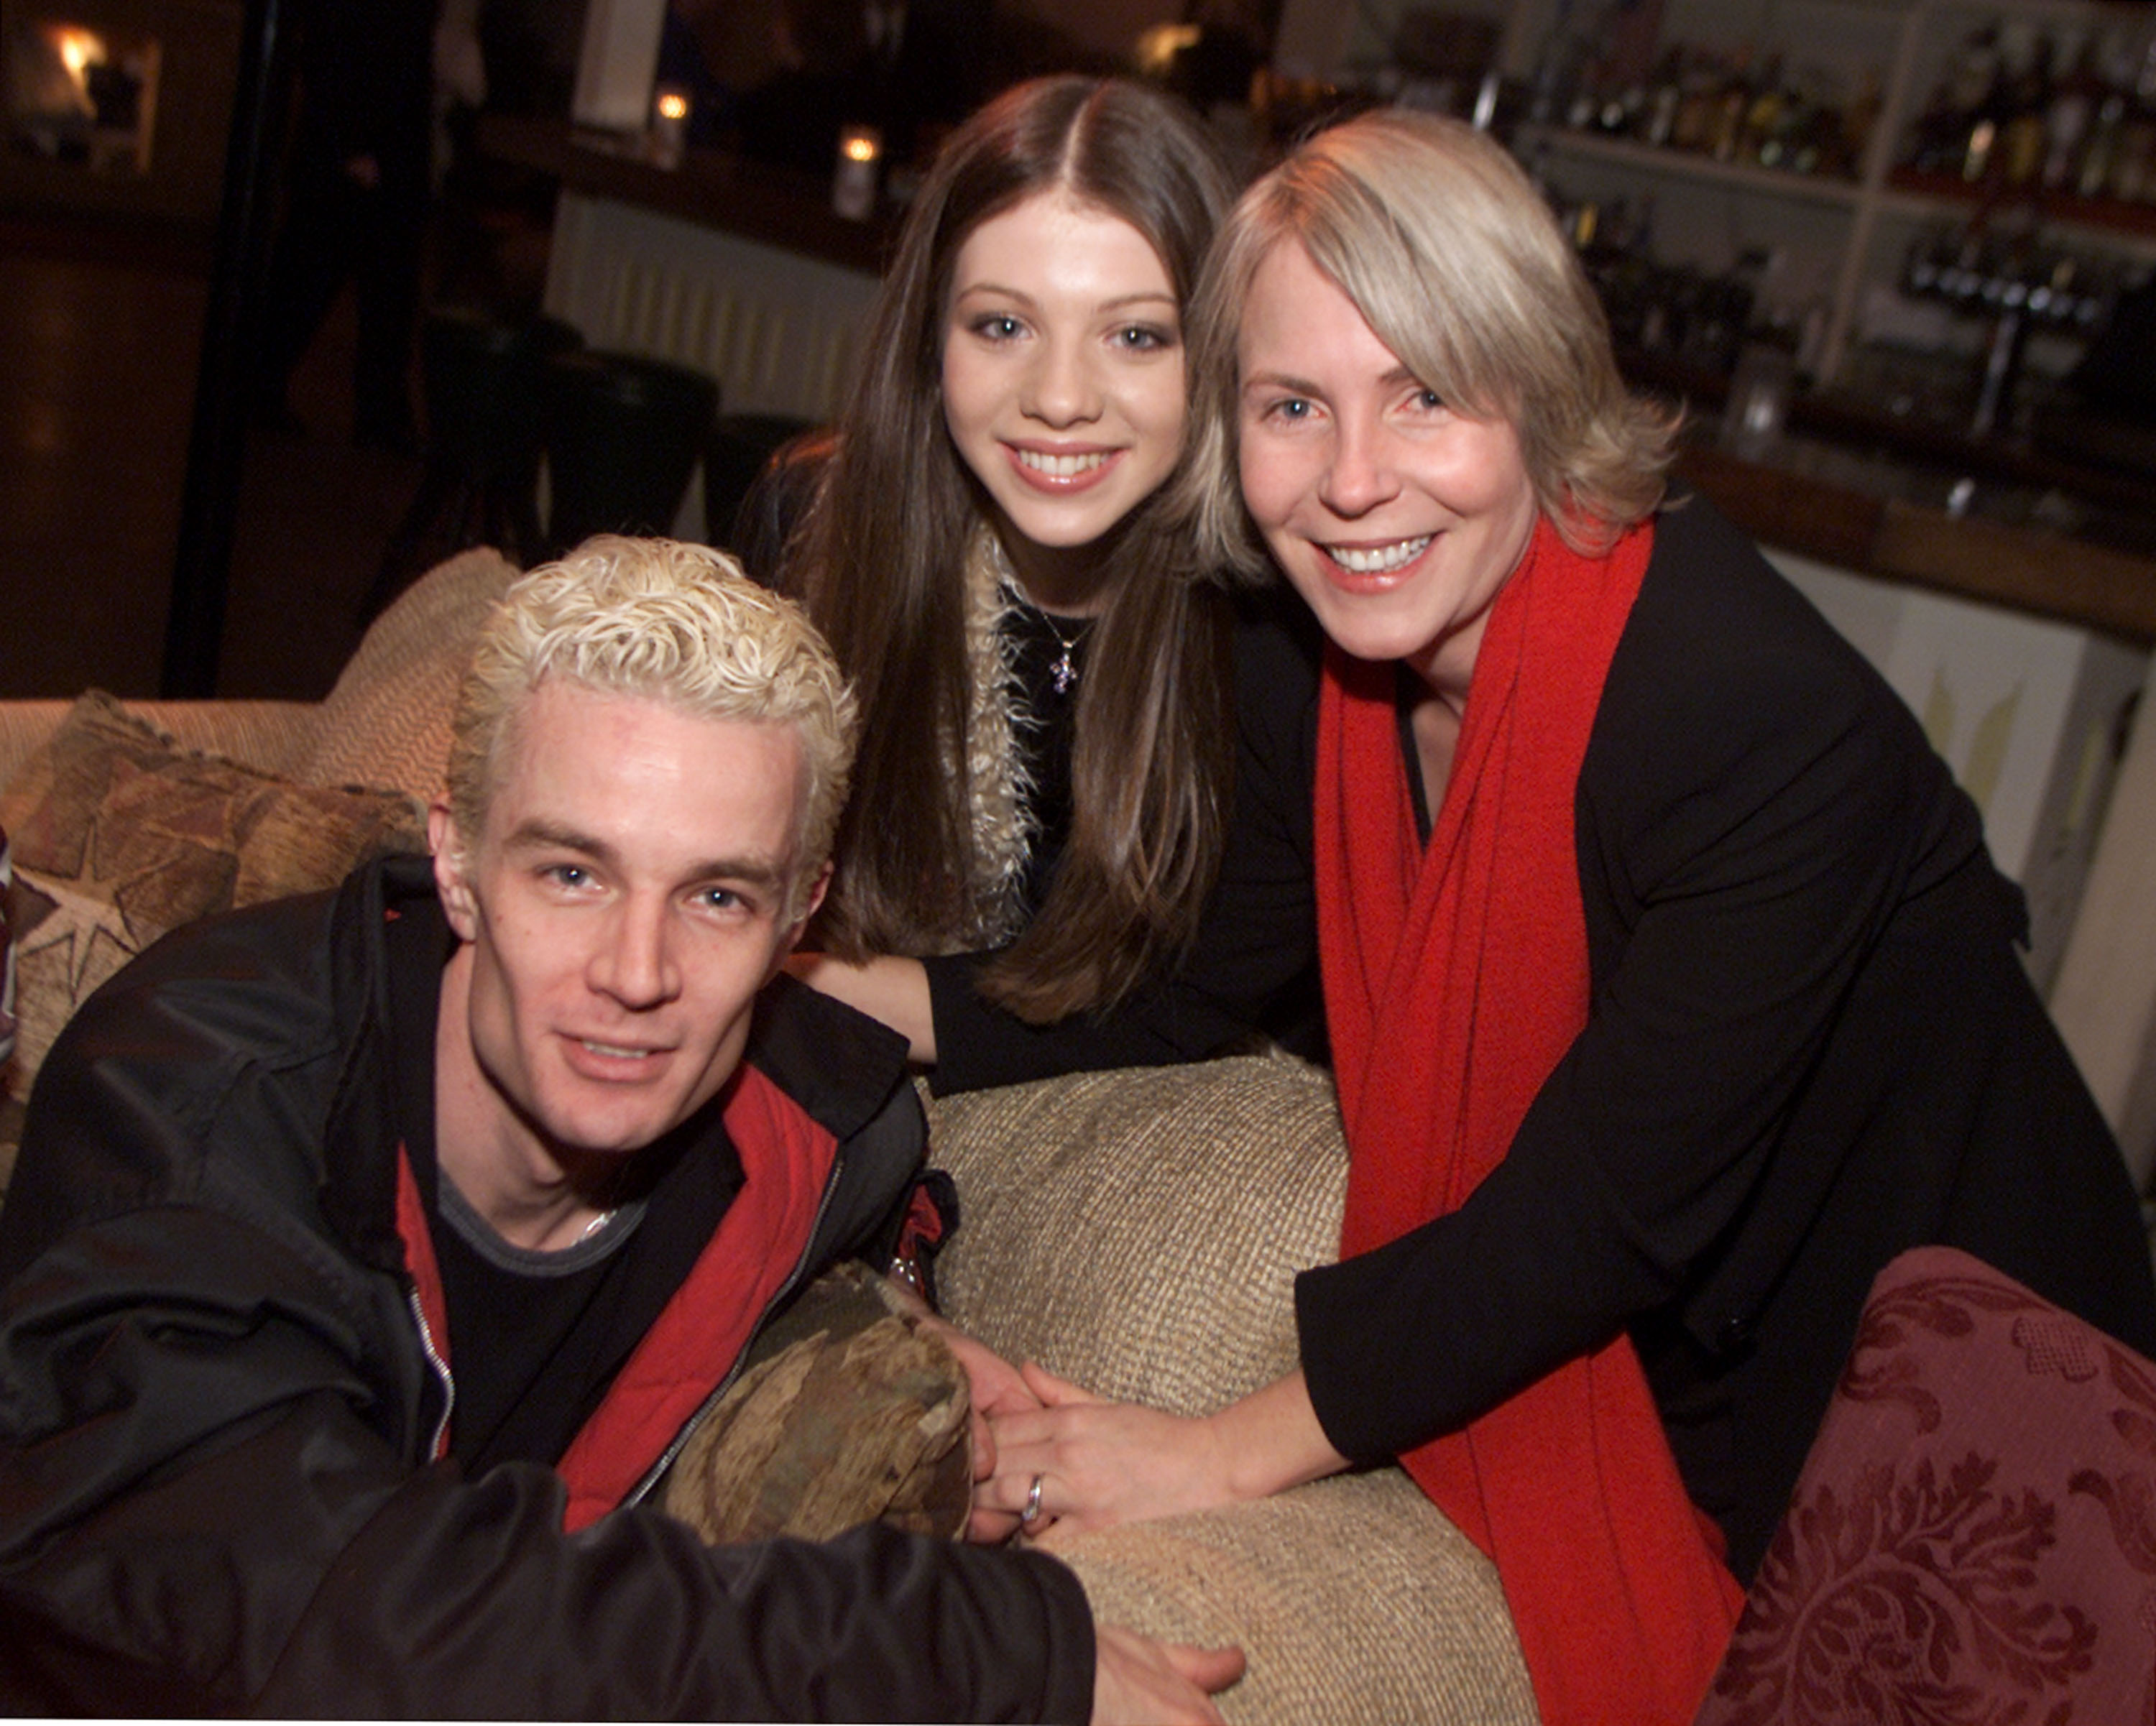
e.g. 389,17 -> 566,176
0,547 -> 1537,1724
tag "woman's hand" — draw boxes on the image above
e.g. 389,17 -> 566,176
783,954 -> 936,1063
985,1365 -> 1241,1537
985,1365 -> 1351,1537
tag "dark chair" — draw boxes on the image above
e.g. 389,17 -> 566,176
540,349 -> 720,557
728,424 -> 837,589
703,412 -> 816,560
366,308 -> 581,622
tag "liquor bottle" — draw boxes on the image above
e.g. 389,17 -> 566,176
1835,68 -> 1881,182
1709,46 -> 1754,163
1740,53 -> 1785,166
1905,26 -> 1996,176
1996,22 -> 2052,188
1956,27 -> 2006,183
1641,47 -> 1683,147
1671,55 -> 1720,153
2106,34 -> 2156,202
2044,28 -> 2104,193
2077,95 -> 2128,199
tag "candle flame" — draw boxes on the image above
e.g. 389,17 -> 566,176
52,25 -> 107,82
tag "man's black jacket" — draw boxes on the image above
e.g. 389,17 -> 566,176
0,855 -> 1092,1719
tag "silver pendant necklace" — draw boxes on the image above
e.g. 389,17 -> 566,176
1003,580 -> 1092,694
1040,609 -> 1087,694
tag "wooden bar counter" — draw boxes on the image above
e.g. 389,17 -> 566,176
1676,440 -> 2156,646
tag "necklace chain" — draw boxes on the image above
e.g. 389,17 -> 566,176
1000,578 -> 1093,694
985,535 -> 1097,696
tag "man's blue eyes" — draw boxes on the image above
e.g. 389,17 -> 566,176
539,869 -> 743,910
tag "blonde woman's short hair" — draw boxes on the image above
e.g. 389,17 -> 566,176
446,536 -> 858,915
1179,109 -> 1677,567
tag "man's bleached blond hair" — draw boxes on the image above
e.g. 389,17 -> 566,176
446,536 -> 858,917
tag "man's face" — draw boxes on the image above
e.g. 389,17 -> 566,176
431,678 -> 824,1168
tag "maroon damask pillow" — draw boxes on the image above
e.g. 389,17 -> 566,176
1,823 -> 13,1071
1699,1245 -> 2156,1725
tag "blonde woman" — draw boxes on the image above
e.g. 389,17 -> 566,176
982,110 -> 2156,1725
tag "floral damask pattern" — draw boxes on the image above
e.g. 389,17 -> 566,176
0,824 -> 12,1070
1698,1248 -> 2156,1726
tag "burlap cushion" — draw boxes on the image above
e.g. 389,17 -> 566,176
923,1051 -> 1345,1412
0,692 -> 426,1185
301,545 -> 521,802
662,1261 -> 972,1544
923,1055 -> 1534,1725
1054,1472 -> 1535,1726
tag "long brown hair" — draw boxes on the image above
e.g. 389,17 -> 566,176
780,76 -> 1238,1020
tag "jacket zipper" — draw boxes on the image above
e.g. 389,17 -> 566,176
617,1150 -> 847,1508
406,1286 -> 454,1462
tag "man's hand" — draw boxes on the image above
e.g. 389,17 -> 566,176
934,1321 -> 1047,1541
1092,1624 -> 1244,1724
883,1275 -> 1045,1542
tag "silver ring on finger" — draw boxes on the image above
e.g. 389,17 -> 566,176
1021,1472 -> 1045,1526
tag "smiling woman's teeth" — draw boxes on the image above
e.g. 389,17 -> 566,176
1017,449 -> 1109,477
1330,535 -> 1432,574
582,1040 -> 651,1059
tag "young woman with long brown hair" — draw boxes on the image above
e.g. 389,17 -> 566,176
772,75 -> 1320,1083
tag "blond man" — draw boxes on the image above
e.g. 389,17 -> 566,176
0,538 -> 1237,1722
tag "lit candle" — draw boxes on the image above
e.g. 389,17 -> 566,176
650,84 -> 690,169
832,124 -> 883,220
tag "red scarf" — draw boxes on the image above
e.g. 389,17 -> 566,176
1315,514 -> 1743,1725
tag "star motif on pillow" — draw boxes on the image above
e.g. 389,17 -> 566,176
11,861 -> 142,1046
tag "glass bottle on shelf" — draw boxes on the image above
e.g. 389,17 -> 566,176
1739,52 -> 1785,166
2110,34 -> 2156,203
1672,53 -> 1720,154
1642,47 -> 1683,147
1709,46 -> 1755,164
1996,22 -> 2052,189
1957,27 -> 2007,183
2044,27 -> 2103,193
1905,24 -> 1996,177
1837,68 -> 1882,182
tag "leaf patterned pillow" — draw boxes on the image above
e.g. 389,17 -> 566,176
1700,1246 -> 2156,1726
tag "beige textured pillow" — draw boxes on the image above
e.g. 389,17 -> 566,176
923,1052 -> 1346,1413
1055,1472 -> 1534,1726
302,545 -> 521,802
923,1056 -> 1534,1726
0,693 -> 426,1180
